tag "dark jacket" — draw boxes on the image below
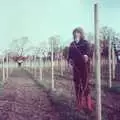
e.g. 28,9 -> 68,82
68,40 -> 90,67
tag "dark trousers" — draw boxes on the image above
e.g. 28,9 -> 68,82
73,62 -> 94,111
73,63 -> 90,100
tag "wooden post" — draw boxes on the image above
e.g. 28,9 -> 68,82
25,59 -> 27,70
39,55 -> 43,81
9,58 -> 11,74
29,58 -> 31,71
94,3 -> 102,120
24,60 -> 26,69
112,43 -> 115,80
108,36 -> 112,88
27,59 -> 29,71
28,58 -> 30,71
2,57 -> 5,83
32,57 -> 34,76
34,55 -> 37,79
56,52 -> 59,69
10,59 -> 13,75
60,52 -> 63,76
29,59 -> 31,72
51,39 -> 55,90
6,54 -> 9,79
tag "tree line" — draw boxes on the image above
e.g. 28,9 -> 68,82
2,26 -> 119,65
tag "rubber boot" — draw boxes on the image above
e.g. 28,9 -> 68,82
86,94 -> 94,112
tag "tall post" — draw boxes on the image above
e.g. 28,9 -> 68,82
10,58 -> 13,75
94,3 -> 102,120
32,56 -> 34,74
25,59 -> 27,70
6,54 -> 9,79
108,36 -> 112,88
28,58 -> 30,71
60,52 -> 63,76
112,42 -> 115,80
34,55 -> 37,79
51,39 -> 54,90
2,57 -> 5,83
25,59 -> 27,69
56,52 -> 59,68
39,55 -> 43,81
30,58 -> 31,72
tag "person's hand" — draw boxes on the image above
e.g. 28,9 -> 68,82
69,59 -> 73,66
67,59 -> 73,72
84,55 -> 89,62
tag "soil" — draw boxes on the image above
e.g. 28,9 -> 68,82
1,61 -> 119,120
27,63 -> 120,120
0,68 -> 59,120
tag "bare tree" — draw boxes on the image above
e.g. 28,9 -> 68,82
9,37 -> 33,66
48,35 -> 60,52
100,26 -> 115,40
10,37 -> 33,57
99,27 -> 115,57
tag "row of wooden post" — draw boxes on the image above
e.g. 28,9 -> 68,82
2,54 -> 14,84
24,51 -> 65,92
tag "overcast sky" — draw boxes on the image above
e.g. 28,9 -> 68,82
0,0 -> 120,53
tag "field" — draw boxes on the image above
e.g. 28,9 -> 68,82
23,59 -> 120,120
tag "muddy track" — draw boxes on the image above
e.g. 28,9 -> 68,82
0,68 -> 59,120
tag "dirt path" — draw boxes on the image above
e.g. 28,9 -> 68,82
37,68 -> 120,120
0,68 -> 59,120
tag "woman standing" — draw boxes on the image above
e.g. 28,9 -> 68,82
68,27 -> 93,112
